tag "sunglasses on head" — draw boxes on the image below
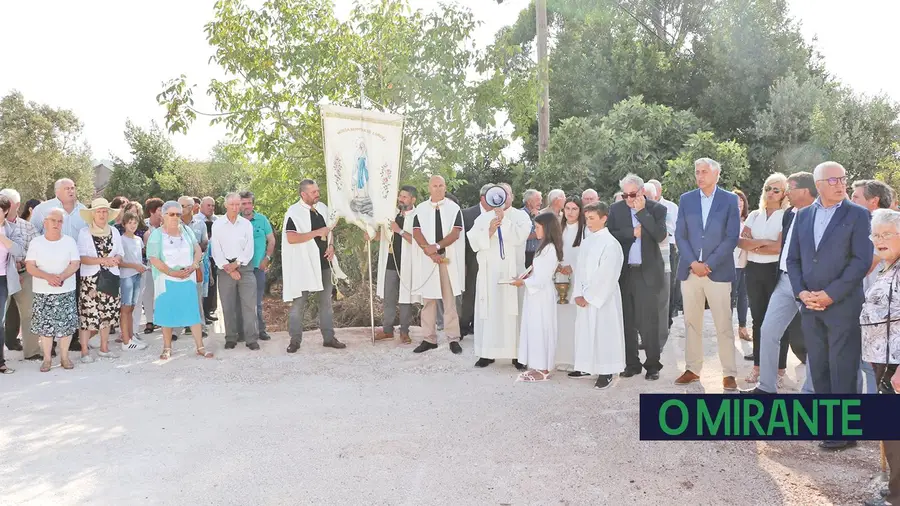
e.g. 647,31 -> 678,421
764,186 -> 783,194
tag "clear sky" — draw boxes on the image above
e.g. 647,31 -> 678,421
0,0 -> 895,163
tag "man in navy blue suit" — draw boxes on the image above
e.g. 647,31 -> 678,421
674,158 -> 741,392
786,162 -> 872,450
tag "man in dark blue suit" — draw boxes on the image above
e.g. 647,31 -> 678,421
787,162 -> 872,402
674,158 -> 741,391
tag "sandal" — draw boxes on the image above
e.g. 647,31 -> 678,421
516,370 -> 550,382
196,347 -> 214,358
61,358 -> 74,370
0,365 -> 14,374
738,327 -> 751,342
160,348 -> 172,360
40,361 -> 52,373
745,369 -> 759,383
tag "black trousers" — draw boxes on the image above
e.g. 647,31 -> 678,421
669,247 -> 681,317
4,296 -> 19,346
745,261 -> 790,367
525,251 -> 535,269
459,269 -> 477,334
621,265 -> 663,373
203,261 -> 218,316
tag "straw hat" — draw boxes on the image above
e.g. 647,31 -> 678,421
79,197 -> 120,223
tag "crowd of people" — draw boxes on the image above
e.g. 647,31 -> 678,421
1,159 -> 899,505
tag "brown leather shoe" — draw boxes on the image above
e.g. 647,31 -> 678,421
399,333 -> 412,344
723,376 -> 738,391
674,370 -> 700,385
374,330 -> 394,341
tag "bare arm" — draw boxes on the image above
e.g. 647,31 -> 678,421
439,227 -> 461,247
286,229 -> 324,245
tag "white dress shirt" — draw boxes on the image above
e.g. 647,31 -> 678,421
210,214 -> 254,267
658,197 -> 678,246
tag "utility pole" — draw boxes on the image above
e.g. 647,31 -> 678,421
535,0 -> 550,162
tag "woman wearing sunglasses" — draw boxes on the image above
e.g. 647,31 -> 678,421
738,173 -> 790,385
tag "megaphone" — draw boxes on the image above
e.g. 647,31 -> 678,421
484,184 -> 508,259
485,185 -> 508,208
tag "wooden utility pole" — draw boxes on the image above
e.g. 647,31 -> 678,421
535,0 -> 550,161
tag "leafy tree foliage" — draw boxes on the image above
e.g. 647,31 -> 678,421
0,91 -> 94,201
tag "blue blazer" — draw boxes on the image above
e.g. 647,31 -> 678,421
675,187 -> 740,283
786,199 -> 872,321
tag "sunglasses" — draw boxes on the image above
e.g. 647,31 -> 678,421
764,186 -> 783,194
818,176 -> 847,186
622,192 -> 640,199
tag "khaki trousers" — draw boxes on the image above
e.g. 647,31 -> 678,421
420,263 -> 460,344
681,273 -> 737,377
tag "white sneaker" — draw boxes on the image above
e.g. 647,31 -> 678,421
97,350 -> 119,359
122,339 -> 148,351
88,336 -> 101,349
132,334 -> 145,344
81,354 -> 95,364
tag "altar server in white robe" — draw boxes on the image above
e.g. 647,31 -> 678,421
282,179 -> 346,352
571,202 -> 626,390
555,197 -> 586,370
411,175 -> 465,354
468,183 -> 532,368
513,212 -> 565,382
373,185 -> 420,344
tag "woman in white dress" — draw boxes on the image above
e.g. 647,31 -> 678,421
555,197 -> 585,370
512,212 -> 564,382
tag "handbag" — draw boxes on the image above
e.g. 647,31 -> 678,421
97,267 -> 120,297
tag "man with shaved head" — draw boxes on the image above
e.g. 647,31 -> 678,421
785,161 -> 872,451
411,175 -> 466,354
581,189 -> 599,207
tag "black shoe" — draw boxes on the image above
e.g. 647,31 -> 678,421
413,341 -> 438,353
184,327 -> 191,335
620,366 -> 642,378
323,339 -> 346,349
594,374 -> 613,390
645,371 -> 660,381
144,324 -> 155,335
743,354 -> 753,361
202,330 -> 208,338
512,359 -> 527,371
247,342 -> 260,351
449,341 -> 463,354
224,342 -> 237,350
5,340 -> 22,351
258,333 -> 271,341
568,371 -> 591,378
171,334 -> 178,341
818,440 -> 857,451
740,387 -> 774,394
68,339 -> 81,351
24,354 -> 43,361
474,358 -> 495,367
286,342 -> 300,353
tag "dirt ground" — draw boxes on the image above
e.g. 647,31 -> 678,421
0,309 -> 887,505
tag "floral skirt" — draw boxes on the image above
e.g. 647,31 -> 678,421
31,291 -> 79,339
79,274 -> 121,331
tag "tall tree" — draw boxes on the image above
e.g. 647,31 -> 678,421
0,91 -> 94,201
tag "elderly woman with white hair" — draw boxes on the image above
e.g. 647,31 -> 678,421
860,208 -> 900,506
146,200 -> 212,360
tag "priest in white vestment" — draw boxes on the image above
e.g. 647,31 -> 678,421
571,202 -> 625,389
373,186 -> 420,344
282,179 -> 346,352
411,175 -> 465,354
467,184 -> 532,368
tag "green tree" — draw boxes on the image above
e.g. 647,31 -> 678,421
0,91 -> 94,201
105,121 -> 181,201
664,131 -> 750,198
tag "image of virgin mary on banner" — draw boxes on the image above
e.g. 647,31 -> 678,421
320,104 -> 404,236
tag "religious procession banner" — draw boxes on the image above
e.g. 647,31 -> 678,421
320,104 -> 405,236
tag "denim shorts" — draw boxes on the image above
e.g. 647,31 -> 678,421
120,273 -> 142,306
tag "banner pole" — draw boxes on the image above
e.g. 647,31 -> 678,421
367,235 -> 375,344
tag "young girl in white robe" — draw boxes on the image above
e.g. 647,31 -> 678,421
513,212 -> 564,382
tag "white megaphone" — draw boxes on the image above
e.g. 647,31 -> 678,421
484,185 -> 508,259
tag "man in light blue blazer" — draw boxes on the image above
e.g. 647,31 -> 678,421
673,158 -> 741,391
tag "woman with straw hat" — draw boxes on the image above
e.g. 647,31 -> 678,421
76,198 -> 125,363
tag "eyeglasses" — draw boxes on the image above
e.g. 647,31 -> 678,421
871,232 -> 899,241
818,176 -> 847,186
622,192 -> 639,199
764,186 -> 783,194
166,213 -> 182,217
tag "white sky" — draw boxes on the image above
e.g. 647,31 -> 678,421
0,0 -> 896,163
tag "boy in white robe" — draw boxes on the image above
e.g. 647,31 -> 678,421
468,183 -> 532,368
571,202 -> 626,389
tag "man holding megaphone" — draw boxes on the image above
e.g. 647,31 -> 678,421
467,183 -> 533,368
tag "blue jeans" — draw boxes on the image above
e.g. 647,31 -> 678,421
731,267 -> 748,327
858,360 -> 877,394
758,271 -> 814,393
120,273 -> 142,306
